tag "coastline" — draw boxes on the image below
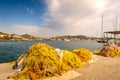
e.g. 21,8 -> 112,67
1,55 -> 120,80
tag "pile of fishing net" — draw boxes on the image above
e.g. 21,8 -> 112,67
72,48 -> 92,62
61,50 -> 82,71
100,45 -> 120,57
8,43 -> 82,80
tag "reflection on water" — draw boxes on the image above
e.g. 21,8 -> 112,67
0,40 -> 104,63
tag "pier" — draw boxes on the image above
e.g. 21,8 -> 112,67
104,31 -> 120,45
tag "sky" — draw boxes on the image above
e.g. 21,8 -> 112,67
0,0 -> 120,37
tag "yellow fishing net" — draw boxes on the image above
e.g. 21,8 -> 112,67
72,48 -> 92,62
100,45 -> 120,57
93,50 -> 100,55
8,43 -> 82,79
61,50 -> 82,71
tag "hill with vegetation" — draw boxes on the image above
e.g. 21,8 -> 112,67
0,31 -> 97,41
48,35 -> 97,40
0,32 -> 40,40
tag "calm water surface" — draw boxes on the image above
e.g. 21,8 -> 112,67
0,40 -> 104,63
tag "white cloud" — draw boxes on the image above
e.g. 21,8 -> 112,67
1,0 -> 120,38
26,8 -> 33,14
12,25 -> 39,34
44,0 -> 120,37
0,25 -> 59,37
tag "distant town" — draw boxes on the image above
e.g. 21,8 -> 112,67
0,32 -> 97,41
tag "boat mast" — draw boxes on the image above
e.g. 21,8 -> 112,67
101,14 -> 104,40
115,19 -> 117,44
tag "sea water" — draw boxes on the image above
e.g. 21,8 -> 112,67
0,40 -> 104,63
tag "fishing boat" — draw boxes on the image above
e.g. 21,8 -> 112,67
97,39 -> 106,43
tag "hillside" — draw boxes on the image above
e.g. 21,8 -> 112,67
0,32 -> 40,40
0,31 -> 97,41
21,34 -> 38,40
0,32 -> 8,35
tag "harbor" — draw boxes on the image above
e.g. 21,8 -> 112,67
0,0 -> 120,80
97,31 -> 120,46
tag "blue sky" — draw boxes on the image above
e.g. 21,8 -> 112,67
0,0 -> 120,37
0,0 -> 46,26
